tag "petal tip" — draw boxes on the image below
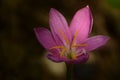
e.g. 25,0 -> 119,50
33,27 -> 39,33
33,27 -> 42,32
104,36 -> 110,41
81,5 -> 90,12
97,35 -> 110,43
76,5 -> 90,14
86,5 -> 90,8
33,27 -> 38,31
50,8 -> 57,14
50,8 -> 55,11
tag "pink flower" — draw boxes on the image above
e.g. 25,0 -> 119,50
34,6 -> 109,64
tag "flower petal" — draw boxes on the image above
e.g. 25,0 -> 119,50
49,8 -> 72,46
47,53 -> 63,62
34,27 -> 57,50
84,35 -> 110,51
70,5 -> 93,43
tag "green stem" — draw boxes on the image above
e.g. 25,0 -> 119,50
66,63 -> 73,80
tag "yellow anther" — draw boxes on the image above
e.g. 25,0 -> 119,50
73,44 -> 87,47
60,48 -> 67,57
58,29 -> 69,45
49,46 -> 64,50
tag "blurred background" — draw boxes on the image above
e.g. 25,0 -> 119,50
0,0 -> 120,80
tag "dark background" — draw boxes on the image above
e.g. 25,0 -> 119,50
0,0 -> 120,80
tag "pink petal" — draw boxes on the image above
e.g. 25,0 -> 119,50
47,52 -> 89,64
47,53 -> 63,62
84,35 -> 110,51
70,5 -> 93,43
49,8 -> 72,46
34,27 -> 57,50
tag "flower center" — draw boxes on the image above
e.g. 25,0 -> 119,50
49,43 -> 87,60
67,51 -> 76,59
49,29 -> 87,60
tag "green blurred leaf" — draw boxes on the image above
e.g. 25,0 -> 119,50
107,0 -> 120,8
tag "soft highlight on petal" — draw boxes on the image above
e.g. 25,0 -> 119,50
70,5 -> 93,43
34,27 -> 56,50
84,35 -> 110,51
49,8 -> 72,46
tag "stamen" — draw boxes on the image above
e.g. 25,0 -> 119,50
58,29 -> 69,45
49,46 -> 67,58
71,30 -> 79,47
60,48 -> 67,57
71,30 -> 88,48
73,44 -> 87,47
49,46 -> 64,50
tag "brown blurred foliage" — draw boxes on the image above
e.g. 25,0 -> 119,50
0,0 -> 120,80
